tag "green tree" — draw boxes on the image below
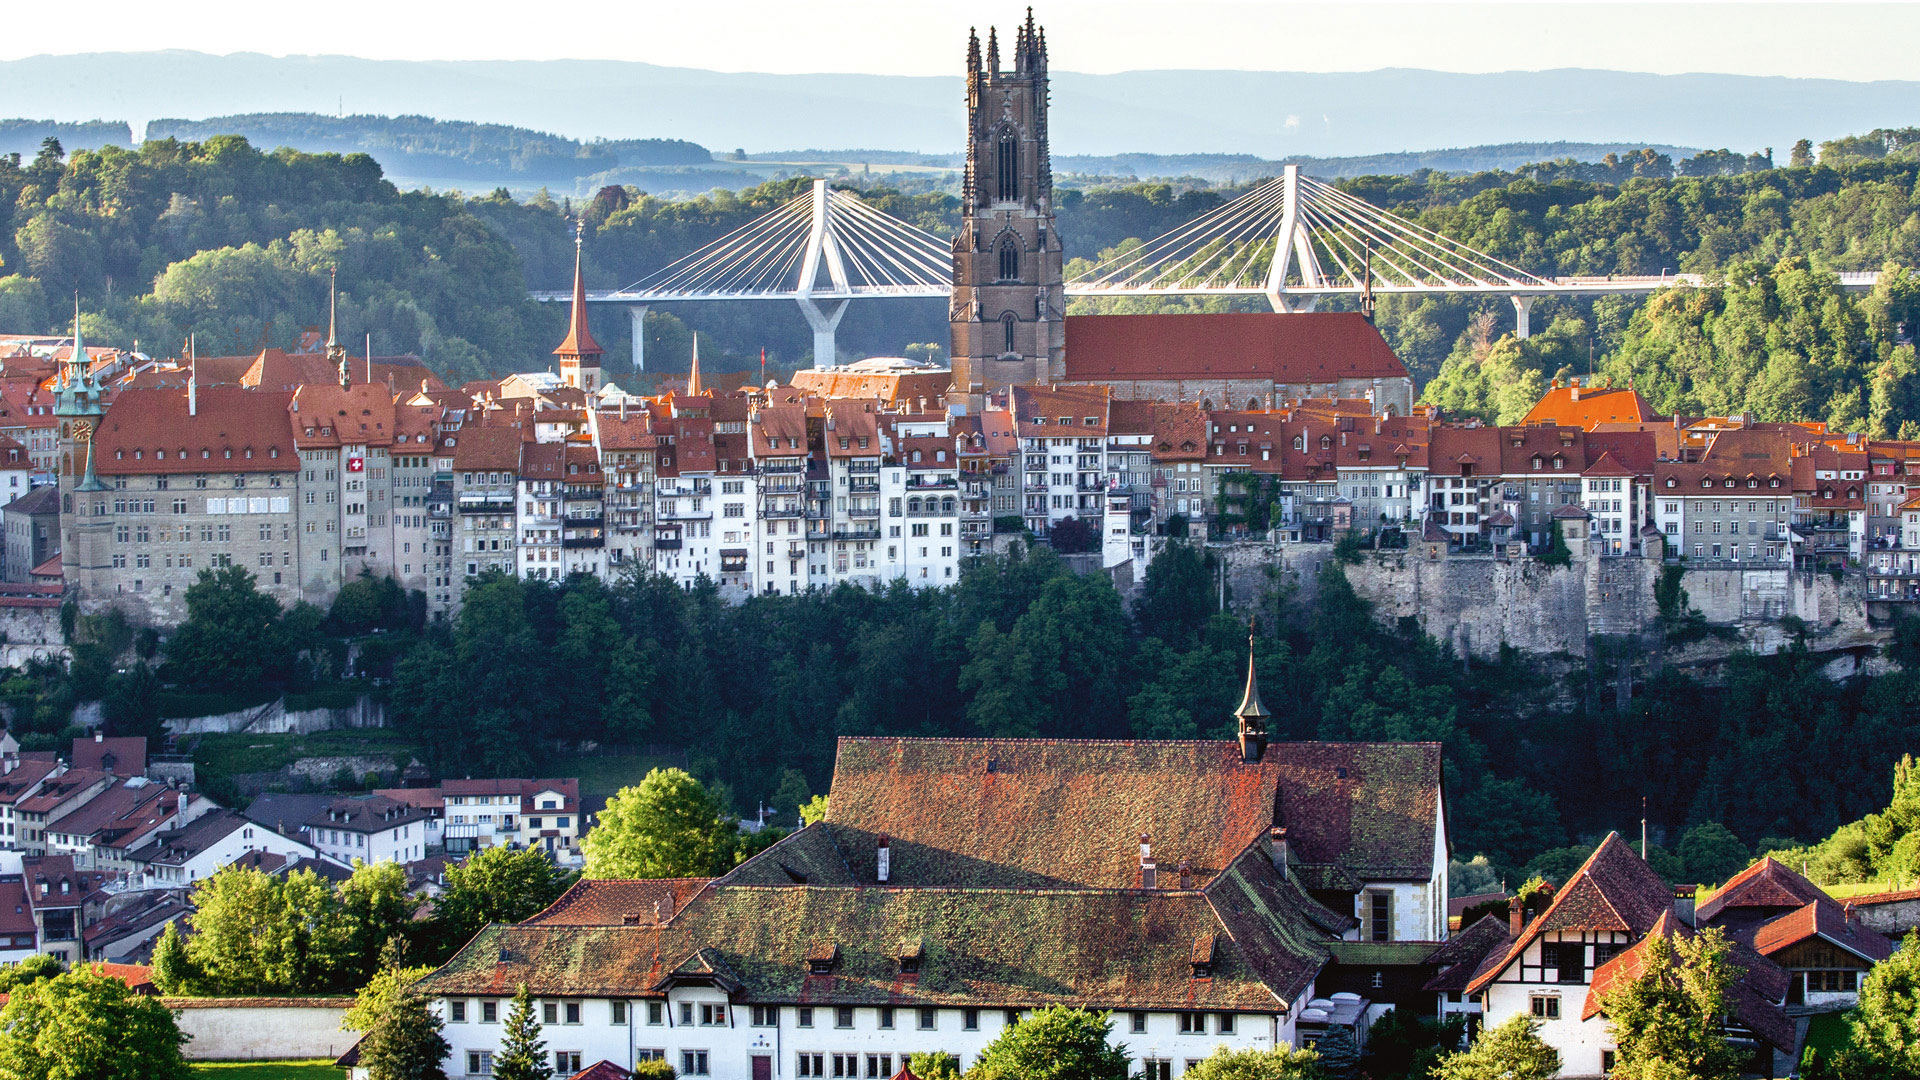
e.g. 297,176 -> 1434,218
344,942 -> 436,1034
0,276 -> 50,334
1600,928 -> 1745,1080
494,984 -> 552,1080
631,1062 -> 677,1080
798,794 -> 830,826
907,1051 -> 962,1080
1309,1028 -> 1360,1080
1539,521 -> 1572,567
1676,822 -> 1750,886
147,921 -> 199,995
360,990 -> 451,1080
1845,929 -> 1920,1075
433,846 -> 572,951
1182,1045 -> 1325,1080
966,1006 -> 1130,1080
1434,1015 -> 1559,1080
1790,139 -> 1815,168
339,860 -> 421,985
178,865 -> 347,993
767,768 -> 813,828
0,964 -> 191,1080
582,768 -> 735,878
165,565 -> 285,690
0,955 -> 61,994
1131,542 -> 1217,646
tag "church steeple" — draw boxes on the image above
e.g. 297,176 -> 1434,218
1235,620 -> 1270,763
948,12 -> 1063,397
688,333 -> 705,396
554,221 -> 605,392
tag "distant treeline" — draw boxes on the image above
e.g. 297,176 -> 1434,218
0,119 -> 131,159
144,113 -> 713,181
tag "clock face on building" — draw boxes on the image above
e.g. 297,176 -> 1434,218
71,420 -> 93,444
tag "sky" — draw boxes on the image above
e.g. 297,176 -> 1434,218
6,1 -> 1920,81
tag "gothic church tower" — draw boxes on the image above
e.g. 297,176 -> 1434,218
949,10 -> 1064,396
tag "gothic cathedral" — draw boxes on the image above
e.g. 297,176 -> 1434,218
948,12 -> 1065,397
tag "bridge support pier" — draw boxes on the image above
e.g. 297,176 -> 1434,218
1512,296 -> 1535,339
797,297 -> 850,368
626,304 -> 649,372
1264,292 -> 1319,314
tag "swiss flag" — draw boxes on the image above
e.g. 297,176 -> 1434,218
347,457 -> 365,472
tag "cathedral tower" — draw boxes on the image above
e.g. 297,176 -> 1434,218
949,10 -> 1064,397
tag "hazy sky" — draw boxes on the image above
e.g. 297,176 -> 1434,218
7,1 -> 1920,81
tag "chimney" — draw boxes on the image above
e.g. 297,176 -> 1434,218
654,898 -> 667,923
1269,826 -> 1290,878
876,833 -> 891,884
1139,833 -> 1156,889
1509,895 -> 1525,937
1178,858 -> 1193,890
1673,885 -> 1697,927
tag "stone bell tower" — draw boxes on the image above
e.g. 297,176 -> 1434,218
949,9 -> 1065,398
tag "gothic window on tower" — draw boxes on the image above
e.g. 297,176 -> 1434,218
998,237 -> 1019,281
1002,313 -> 1018,355
996,129 -> 1019,202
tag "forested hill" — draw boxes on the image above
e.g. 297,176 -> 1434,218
146,114 -> 712,183
0,119 -> 130,159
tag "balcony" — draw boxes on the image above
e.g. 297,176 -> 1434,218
759,461 -> 806,474
657,508 -> 713,522
564,513 -> 605,528
848,506 -> 881,519
846,462 -> 881,474
563,535 -> 605,549
832,528 -> 881,542
906,475 -> 958,490
653,536 -> 682,550
763,506 -> 805,519
848,479 -> 881,494
458,498 -> 514,515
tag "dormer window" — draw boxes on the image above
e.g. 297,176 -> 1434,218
1190,933 -> 1217,978
1320,436 -> 1332,450
806,942 -> 839,975
898,938 -> 924,974
1700,478 -> 1712,488
1531,455 -> 1543,471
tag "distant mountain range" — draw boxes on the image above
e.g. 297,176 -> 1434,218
2,51 -> 1914,161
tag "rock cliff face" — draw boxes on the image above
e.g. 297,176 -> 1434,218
1203,540 -> 1879,664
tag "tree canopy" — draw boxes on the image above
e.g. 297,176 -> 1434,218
582,768 -> 737,879
966,1007 -> 1132,1080
0,964 -> 191,1080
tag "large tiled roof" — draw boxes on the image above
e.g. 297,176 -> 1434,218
1696,857 -> 1829,923
94,387 -> 297,475
1467,833 -> 1674,995
421,860 -> 1327,1012
1062,312 -> 1408,384
822,737 -> 1442,888
1010,384 -> 1110,438
1750,898 -> 1894,964
1422,913 -> 1511,992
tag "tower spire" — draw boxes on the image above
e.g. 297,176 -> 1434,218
553,218 -> 604,391
688,333 -> 704,396
986,26 -> 999,73
1235,618 -> 1270,763
967,27 -> 980,71
325,267 -> 349,390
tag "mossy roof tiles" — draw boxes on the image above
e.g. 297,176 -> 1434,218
823,737 -> 1441,889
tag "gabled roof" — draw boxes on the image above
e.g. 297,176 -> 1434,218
569,1063 -> 634,1080
94,387 -> 297,475
1750,899 -> 1894,964
1422,913 -> 1512,992
72,735 -> 145,777
1062,312 -> 1409,385
1696,857 -> 1829,923
1582,910 -> 1795,1052
1467,833 -> 1673,996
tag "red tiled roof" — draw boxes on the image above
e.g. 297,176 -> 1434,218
569,1062 -> 634,1080
1426,426 -> 1502,477
72,735 -> 146,776
1063,312 -> 1408,384
1522,383 -> 1656,429
1496,425 -> 1583,476
1011,384 -> 1110,438
1750,898 -> 1894,964
452,426 -> 525,471
1583,430 -> 1657,476
1696,857 -> 1829,923
94,387 -> 297,475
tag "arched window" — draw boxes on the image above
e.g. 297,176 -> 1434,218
908,498 -> 922,514
1246,397 -> 1260,410
942,497 -> 956,515
998,236 -> 1019,281
1320,435 -> 1332,450
996,129 -> 1019,201
1201,399 -> 1214,412
1001,313 -> 1017,355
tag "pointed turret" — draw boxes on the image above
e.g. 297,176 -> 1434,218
54,295 -> 107,492
986,26 -> 999,73
554,221 -> 605,391
688,333 -> 705,396
967,27 -> 981,72
1235,620 -> 1270,763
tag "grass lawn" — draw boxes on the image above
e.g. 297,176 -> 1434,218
546,748 -> 687,816
1802,1010 -> 1852,1058
190,1061 -> 339,1080
190,729 -> 428,784
1824,879 -> 1915,899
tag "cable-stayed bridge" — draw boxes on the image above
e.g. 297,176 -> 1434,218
534,171 -> 1881,370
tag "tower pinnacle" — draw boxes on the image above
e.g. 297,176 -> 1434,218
325,267 -> 349,390
553,219 -> 605,391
